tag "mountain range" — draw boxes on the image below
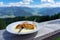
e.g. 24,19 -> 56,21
0,7 -> 60,18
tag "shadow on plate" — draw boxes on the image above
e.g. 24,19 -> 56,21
3,30 -> 38,40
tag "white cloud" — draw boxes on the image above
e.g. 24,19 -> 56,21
21,0 -> 34,5
39,2 -> 60,8
41,0 -> 55,4
8,2 -> 23,7
5,0 -> 34,7
24,2 -> 60,8
55,2 -> 60,7
0,0 -> 34,7
0,2 -> 4,7
23,0 -> 34,4
0,0 -> 60,8
28,0 -> 60,8
6,0 -> 56,7
23,0 -> 33,2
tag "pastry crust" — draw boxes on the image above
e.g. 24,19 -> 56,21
16,24 -> 22,29
16,22 -> 36,29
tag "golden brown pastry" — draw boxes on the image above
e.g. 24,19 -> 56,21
22,22 -> 35,29
15,22 -> 36,29
16,24 -> 22,29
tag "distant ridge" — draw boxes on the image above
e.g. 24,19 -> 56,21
0,7 -> 60,18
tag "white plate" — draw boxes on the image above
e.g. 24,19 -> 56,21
6,21 -> 42,35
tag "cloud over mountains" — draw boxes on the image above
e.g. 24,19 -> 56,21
0,0 -> 60,8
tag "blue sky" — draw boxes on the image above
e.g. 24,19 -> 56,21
0,0 -> 20,4
0,0 -> 60,8
0,0 -> 40,5
0,0 -> 57,4
0,0 -> 59,4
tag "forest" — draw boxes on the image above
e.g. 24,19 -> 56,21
0,13 -> 60,30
